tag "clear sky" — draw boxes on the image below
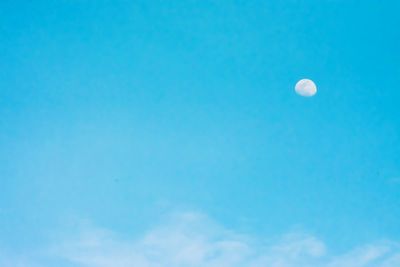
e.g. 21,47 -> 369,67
1,1 -> 400,266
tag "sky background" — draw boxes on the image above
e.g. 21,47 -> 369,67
1,0 -> 400,266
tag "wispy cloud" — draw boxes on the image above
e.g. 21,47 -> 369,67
51,212 -> 400,267
3,212 -> 400,267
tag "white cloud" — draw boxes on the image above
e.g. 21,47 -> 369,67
48,212 -> 400,267
3,212 -> 400,267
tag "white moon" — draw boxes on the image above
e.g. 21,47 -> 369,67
295,79 -> 317,97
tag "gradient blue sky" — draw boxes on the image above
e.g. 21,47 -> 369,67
1,0 -> 400,264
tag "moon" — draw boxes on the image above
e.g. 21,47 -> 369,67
295,79 -> 317,97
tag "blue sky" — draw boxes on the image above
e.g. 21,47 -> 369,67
1,1 -> 400,266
